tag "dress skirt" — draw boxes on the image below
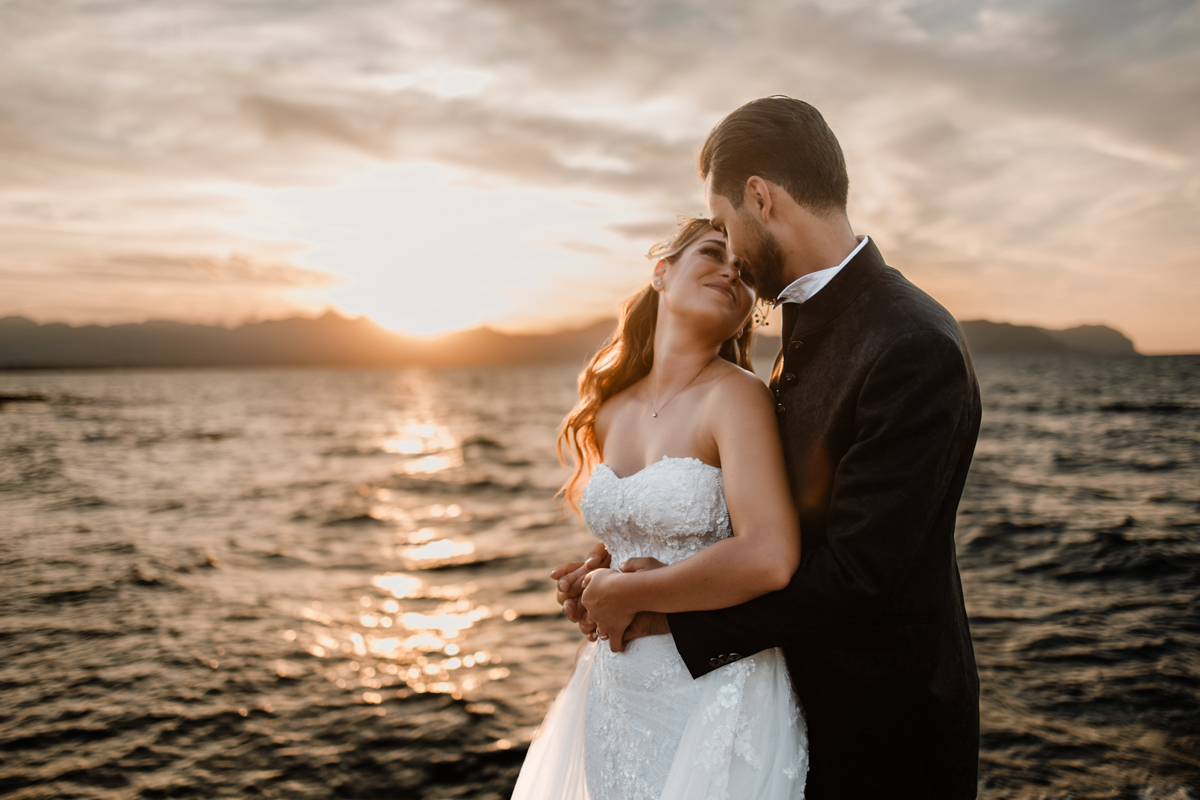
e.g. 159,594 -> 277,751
511,635 -> 807,800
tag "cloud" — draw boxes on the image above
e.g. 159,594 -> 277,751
53,252 -> 337,287
0,0 -> 1196,350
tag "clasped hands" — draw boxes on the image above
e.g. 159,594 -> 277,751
551,541 -> 670,652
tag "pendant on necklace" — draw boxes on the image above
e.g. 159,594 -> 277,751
652,412 -> 657,417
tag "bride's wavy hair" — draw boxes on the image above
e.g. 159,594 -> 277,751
556,217 -> 758,513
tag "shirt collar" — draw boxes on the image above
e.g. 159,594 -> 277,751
776,235 -> 869,305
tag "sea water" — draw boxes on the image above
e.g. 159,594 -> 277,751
1,356 -> 1197,799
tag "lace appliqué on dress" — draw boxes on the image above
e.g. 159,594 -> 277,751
661,654 -> 809,800
581,457 -> 732,570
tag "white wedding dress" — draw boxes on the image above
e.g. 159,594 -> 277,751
511,456 -> 808,800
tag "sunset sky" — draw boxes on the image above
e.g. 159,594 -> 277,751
2,1 -> 1197,352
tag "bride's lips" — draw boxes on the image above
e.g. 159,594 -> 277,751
704,282 -> 735,302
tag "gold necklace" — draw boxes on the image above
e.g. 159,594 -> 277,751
647,357 -> 716,418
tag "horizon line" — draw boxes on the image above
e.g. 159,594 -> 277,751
4,310 -> 1192,356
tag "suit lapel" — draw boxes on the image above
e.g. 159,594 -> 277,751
770,302 -> 800,391
788,238 -> 888,339
781,301 -> 800,344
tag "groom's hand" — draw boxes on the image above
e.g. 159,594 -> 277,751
617,557 -> 670,648
620,556 -> 665,573
621,612 -> 670,648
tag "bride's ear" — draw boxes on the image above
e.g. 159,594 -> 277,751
652,259 -> 667,291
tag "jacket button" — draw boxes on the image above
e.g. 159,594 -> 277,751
776,403 -> 786,415
709,657 -> 721,668
783,373 -> 797,386
789,340 -> 803,353
728,653 -> 742,662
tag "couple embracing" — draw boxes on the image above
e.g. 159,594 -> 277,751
511,96 -> 982,800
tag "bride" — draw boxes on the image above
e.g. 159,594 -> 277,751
511,217 -> 808,800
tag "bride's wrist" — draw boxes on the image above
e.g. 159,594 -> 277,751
612,571 -> 647,615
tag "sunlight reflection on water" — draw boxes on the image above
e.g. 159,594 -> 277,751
372,573 -> 422,598
380,422 -> 456,455
401,453 -> 462,474
323,415 -> 493,697
296,420 -> 500,706
292,588 -> 502,702
403,539 -> 475,561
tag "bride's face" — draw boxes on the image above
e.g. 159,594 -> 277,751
655,231 -> 756,340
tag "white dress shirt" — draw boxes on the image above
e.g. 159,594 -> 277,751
776,235 -> 870,305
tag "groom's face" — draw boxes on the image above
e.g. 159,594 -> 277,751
705,178 -> 788,302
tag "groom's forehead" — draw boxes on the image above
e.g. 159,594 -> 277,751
700,178 -> 724,220
703,176 -> 733,217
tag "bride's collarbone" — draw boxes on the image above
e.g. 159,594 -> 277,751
598,419 -> 721,479
596,375 -> 726,475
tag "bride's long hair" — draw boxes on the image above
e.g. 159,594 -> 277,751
557,217 -> 757,512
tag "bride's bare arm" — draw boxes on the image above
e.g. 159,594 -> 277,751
580,371 -> 800,650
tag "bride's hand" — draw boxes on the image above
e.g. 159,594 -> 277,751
553,542 -> 611,627
580,568 -> 637,652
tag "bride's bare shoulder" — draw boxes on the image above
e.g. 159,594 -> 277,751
706,360 -> 773,410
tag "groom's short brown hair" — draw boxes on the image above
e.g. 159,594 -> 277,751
700,96 -> 849,216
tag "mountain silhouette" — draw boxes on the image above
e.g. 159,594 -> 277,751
0,312 -> 1138,370
956,320 -> 1138,357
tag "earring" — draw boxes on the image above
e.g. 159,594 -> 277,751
751,297 -> 775,327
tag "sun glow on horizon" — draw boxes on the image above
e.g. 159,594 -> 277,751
226,162 -> 662,337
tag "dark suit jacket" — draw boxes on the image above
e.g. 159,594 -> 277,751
668,239 -> 982,799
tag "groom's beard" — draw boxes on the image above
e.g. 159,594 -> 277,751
740,213 -> 788,302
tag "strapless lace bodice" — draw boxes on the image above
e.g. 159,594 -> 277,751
581,457 -> 732,569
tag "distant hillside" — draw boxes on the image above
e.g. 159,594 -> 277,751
958,320 -> 1139,357
0,313 -> 1138,370
0,312 -> 617,369
751,320 -> 1139,362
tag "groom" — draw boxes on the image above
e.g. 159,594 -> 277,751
556,96 -> 982,798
